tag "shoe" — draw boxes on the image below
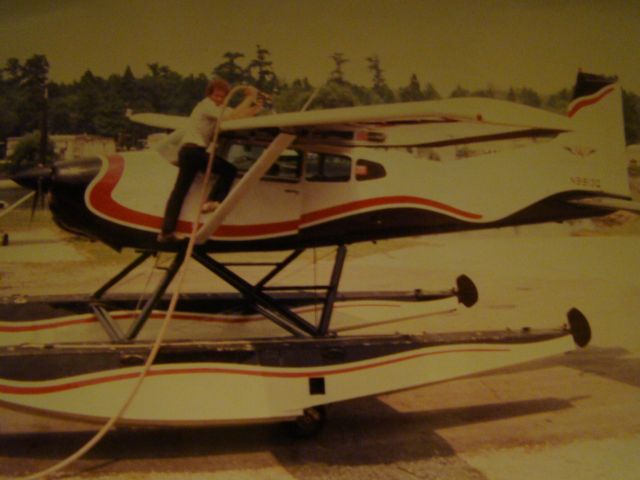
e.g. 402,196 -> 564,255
157,232 -> 180,243
201,201 -> 220,213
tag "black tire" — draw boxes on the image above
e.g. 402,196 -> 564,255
286,406 -> 326,438
567,308 -> 591,348
456,274 -> 478,307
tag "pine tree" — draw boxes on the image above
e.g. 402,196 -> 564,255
423,82 -> 441,100
471,85 -> 495,98
450,85 -> 469,98
213,51 -> 246,85
398,74 -> 424,102
517,87 -> 541,107
545,87 -> 571,113
329,53 -> 349,84
246,45 -> 278,93
21,55 -> 50,163
366,55 -> 394,103
273,78 -> 314,112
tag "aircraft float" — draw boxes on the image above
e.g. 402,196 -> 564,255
1,71 -> 637,434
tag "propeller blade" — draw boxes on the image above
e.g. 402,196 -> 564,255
0,191 -> 35,220
9,164 -> 53,224
10,165 -> 53,190
29,178 -> 41,223
38,176 -> 46,209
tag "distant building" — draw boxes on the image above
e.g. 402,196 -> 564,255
5,134 -> 116,161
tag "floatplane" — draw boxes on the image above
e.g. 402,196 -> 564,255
1,71 -> 637,434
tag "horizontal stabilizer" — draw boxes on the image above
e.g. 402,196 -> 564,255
569,197 -> 640,214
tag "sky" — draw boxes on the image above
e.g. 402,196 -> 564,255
0,0 -> 639,96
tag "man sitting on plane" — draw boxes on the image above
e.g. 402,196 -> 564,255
157,78 -> 263,243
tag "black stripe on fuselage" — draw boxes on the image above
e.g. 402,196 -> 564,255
197,190 -> 612,252
47,160 -> 612,253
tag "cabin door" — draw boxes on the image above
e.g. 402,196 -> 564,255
214,142 -> 303,241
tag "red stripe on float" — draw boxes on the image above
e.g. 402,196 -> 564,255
0,348 -> 509,395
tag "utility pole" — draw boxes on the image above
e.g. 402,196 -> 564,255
40,81 -> 48,166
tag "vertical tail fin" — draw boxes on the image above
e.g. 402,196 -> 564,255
567,72 -> 623,139
566,72 -> 625,147
564,71 -> 628,196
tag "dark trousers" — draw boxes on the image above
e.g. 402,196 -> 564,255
161,144 -> 237,234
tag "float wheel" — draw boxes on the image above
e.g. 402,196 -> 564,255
287,406 -> 326,438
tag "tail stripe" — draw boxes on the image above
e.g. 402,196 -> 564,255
567,86 -> 614,118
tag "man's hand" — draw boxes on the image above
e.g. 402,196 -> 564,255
243,85 -> 259,99
228,85 -> 267,119
251,96 -> 265,115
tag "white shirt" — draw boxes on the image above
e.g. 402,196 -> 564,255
180,97 -> 233,147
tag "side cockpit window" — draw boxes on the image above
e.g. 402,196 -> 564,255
305,152 -> 351,182
355,159 -> 386,181
224,142 -> 301,182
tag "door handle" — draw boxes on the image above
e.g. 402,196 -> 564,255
284,189 -> 299,194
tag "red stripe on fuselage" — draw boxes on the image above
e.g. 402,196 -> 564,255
89,155 -> 164,230
88,155 -> 299,236
87,155 -> 482,238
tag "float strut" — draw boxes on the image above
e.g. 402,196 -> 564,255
125,249 -> 186,340
92,251 -> 154,299
255,249 -> 304,289
192,249 -> 319,337
318,245 -> 347,335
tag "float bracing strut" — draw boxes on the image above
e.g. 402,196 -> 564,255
125,249 -> 186,340
92,251 -> 154,300
192,249 -> 321,337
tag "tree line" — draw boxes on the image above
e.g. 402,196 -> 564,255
2,48 -> 640,161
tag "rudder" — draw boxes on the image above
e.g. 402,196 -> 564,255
563,71 -> 628,196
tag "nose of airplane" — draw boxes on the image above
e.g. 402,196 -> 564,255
10,164 -> 54,190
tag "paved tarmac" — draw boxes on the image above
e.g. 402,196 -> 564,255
0,219 -> 639,479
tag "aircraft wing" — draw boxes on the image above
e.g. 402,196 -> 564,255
128,97 -> 573,147
220,97 -> 573,133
